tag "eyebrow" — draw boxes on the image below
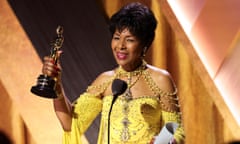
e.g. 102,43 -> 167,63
113,32 -> 135,38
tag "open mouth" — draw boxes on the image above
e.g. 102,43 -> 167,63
116,52 -> 128,60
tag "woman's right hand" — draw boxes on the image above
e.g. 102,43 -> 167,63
42,51 -> 63,93
42,50 -> 62,78
42,56 -> 61,78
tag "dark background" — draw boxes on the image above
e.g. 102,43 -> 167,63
8,0 -> 116,143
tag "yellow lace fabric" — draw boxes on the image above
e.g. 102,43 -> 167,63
161,111 -> 185,143
99,95 -> 161,144
63,66 -> 184,143
63,93 -> 102,144
63,94 -> 184,144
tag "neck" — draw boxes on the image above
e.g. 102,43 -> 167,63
121,60 -> 145,72
116,60 -> 147,78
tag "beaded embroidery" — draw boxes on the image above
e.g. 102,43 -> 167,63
86,60 -> 180,142
142,69 -> 179,112
114,61 -> 146,141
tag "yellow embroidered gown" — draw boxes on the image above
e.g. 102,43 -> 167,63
63,68 -> 184,144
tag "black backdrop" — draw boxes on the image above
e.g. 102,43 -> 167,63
8,0 -> 116,143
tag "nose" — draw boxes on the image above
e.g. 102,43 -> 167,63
117,39 -> 126,50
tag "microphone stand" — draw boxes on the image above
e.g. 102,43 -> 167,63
108,79 -> 127,144
107,98 -> 115,144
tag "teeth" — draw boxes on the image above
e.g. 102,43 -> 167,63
119,53 -> 125,57
117,53 -> 127,59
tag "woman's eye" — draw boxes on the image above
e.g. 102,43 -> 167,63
113,36 -> 119,40
126,39 -> 135,42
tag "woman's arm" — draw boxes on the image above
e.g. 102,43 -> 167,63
53,84 -> 72,131
150,67 -> 184,144
42,55 -> 72,131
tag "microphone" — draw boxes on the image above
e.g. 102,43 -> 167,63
111,78 -> 128,103
108,79 -> 127,144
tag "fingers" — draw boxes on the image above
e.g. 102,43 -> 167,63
42,56 -> 61,77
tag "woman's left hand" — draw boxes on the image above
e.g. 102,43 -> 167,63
150,137 -> 177,144
149,137 -> 155,144
168,138 -> 177,144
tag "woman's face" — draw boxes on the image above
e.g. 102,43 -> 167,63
111,28 -> 143,71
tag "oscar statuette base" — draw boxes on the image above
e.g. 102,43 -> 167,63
31,74 -> 57,99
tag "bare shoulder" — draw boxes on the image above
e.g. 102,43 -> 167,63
90,70 -> 115,86
86,70 -> 115,98
147,65 -> 176,93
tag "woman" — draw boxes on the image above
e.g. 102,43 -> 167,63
43,2 -> 184,144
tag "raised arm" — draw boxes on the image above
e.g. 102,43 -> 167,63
42,55 -> 72,131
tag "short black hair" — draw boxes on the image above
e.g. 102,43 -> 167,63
109,2 -> 157,48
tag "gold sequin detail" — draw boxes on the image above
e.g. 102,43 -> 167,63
86,60 -> 180,142
142,69 -> 180,112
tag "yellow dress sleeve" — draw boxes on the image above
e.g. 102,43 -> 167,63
161,111 -> 185,143
63,93 -> 102,144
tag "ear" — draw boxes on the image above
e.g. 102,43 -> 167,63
141,47 -> 148,57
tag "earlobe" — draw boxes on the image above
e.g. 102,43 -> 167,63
141,47 -> 148,57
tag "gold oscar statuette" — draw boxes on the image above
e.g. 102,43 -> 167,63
31,26 -> 64,98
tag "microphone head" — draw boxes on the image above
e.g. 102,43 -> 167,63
112,79 -> 127,97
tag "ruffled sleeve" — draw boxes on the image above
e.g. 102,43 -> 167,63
161,111 -> 185,143
160,93 -> 185,143
63,93 -> 102,144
